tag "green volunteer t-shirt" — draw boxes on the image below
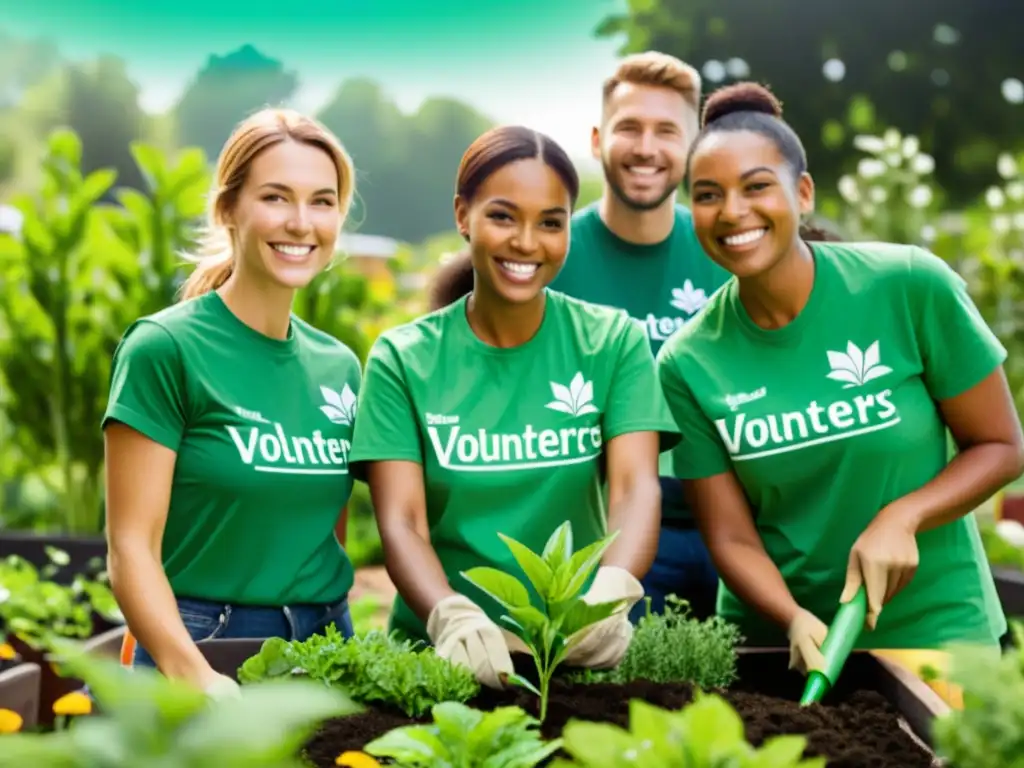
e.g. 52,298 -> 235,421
349,289 -> 681,642
551,203 -> 732,520
658,241 -> 1007,649
102,290 -> 360,606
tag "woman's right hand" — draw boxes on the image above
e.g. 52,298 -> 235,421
426,594 -> 514,690
786,608 -> 829,675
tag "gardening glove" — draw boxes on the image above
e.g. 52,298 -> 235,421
787,608 -> 828,676
840,509 -> 920,631
427,594 -> 514,690
203,672 -> 242,700
562,566 -> 644,669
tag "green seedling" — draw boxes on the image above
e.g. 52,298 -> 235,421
461,522 -> 625,721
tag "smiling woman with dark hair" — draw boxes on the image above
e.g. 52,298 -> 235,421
348,125 -> 680,690
656,81 -> 1024,703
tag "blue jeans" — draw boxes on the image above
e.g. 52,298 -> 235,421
630,478 -> 719,624
131,596 -> 355,669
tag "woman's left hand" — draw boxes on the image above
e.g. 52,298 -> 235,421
839,505 -> 920,631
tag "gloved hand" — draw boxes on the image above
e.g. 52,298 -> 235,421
562,566 -> 644,669
840,507 -> 920,630
202,672 -> 242,700
787,608 -> 828,675
427,594 -> 514,689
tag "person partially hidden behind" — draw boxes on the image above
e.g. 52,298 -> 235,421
102,108 -> 362,698
656,81 -> 1024,707
349,125 -> 681,688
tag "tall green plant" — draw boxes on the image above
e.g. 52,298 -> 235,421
461,522 -> 626,722
0,128 -> 142,533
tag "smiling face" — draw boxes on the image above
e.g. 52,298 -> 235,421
689,130 -> 815,279
225,139 -> 342,291
454,156 -> 572,306
594,83 -> 693,212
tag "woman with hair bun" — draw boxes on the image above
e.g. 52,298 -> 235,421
103,108 -> 361,697
656,82 -> 1023,695
349,125 -> 680,689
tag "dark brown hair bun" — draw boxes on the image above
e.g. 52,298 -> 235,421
701,82 -> 783,128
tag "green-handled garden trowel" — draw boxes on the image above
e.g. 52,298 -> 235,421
800,584 -> 868,706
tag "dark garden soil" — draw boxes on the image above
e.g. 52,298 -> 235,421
303,653 -> 936,768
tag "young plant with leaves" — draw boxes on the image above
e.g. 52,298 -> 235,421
460,522 -> 627,721
0,641 -> 362,768
364,701 -> 562,768
238,624 -> 479,717
551,694 -> 825,768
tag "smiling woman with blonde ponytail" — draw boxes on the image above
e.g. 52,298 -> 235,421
102,108 -> 362,699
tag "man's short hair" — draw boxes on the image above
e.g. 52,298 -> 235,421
602,51 -> 702,133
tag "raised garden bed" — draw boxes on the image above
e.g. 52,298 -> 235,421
199,638 -> 943,768
0,660 -> 42,731
303,650 -> 942,768
0,532 -> 107,585
993,565 -> 1024,620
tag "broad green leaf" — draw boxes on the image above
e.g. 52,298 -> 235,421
482,737 -> 563,768
130,143 -> 168,190
432,700 -> 484,744
366,724 -> 450,763
48,128 -> 82,167
541,522 -> 573,570
558,532 -> 619,601
679,694 -> 746,758
461,567 -> 531,609
559,720 -> 638,765
78,168 -> 118,209
499,533 -> 554,598
753,734 -> 817,767
559,599 -> 623,638
506,604 -> 548,637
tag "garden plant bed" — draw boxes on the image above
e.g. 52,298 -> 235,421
302,650 -> 942,768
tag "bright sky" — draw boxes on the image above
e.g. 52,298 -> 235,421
5,0 -> 630,173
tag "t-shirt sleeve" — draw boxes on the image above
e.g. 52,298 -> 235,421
908,247 -> 1007,401
349,336 -> 424,480
102,320 -> 190,451
656,342 -> 734,479
602,317 -> 681,453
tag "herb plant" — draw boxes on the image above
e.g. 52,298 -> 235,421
0,551 -> 123,650
932,621 -> 1024,768
238,624 -> 479,717
365,701 -> 562,768
551,694 -> 825,768
0,641 -> 362,768
571,595 -> 743,690
460,522 -> 626,722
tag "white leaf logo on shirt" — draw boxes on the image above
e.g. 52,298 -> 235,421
320,384 -> 357,425
826,341 -> 893,388
670,280 -> 709,315
545,372 -> 599,417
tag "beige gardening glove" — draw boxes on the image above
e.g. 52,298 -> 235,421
203,672 -> 242,700
427,594 -> 514,690
562,566 -> 644,670
787,608 -> 828,676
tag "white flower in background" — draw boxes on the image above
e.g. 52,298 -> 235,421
883,128 -> 902,149
853,134 -> 886,154
1014,212 -> 1024,231
920,225 -> 937,242
906,185 -> 933,209
997,153 -> 1019,180
986,187 -> 1006,209
857,158 -> 887,179
860,203 -> 877,219
911,154 -> 935,175
870,186 -> 889,203
996,519 -> 1024,548
1007,182 -> 1024,202
838,175 -> 860,203
993,215 -> 1011,234
902,136 -> 920,158
884,150 -> 903,167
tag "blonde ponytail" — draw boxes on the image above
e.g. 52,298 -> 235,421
179,254 -> 234,300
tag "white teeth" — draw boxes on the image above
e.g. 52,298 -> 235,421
628,167 -> 660,176
499,260 -> 539,276
723,228 -> 767,247
272,244 -> 314,257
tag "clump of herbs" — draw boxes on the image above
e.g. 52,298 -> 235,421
237,624 -> 479,718
365,701 -> 562,768
932,620 -> 1024,768
569,595 -> 742,690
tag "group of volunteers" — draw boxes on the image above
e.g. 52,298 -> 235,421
101,50 -> 1024,701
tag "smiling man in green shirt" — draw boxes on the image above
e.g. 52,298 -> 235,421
551,52 -> 731,621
